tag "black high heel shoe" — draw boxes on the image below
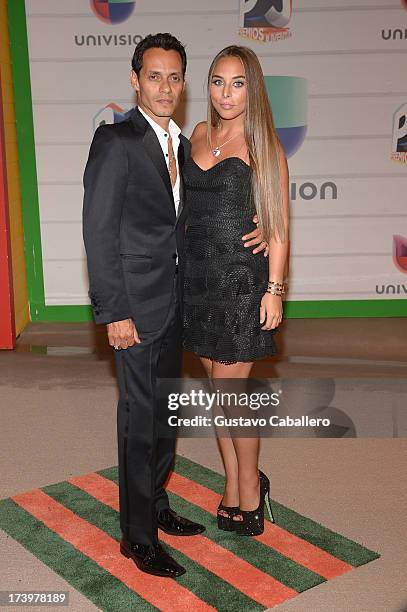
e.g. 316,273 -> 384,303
234,470 -> 275,536
217,501 -> 240,531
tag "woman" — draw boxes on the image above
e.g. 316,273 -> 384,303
182,46 -> 290,536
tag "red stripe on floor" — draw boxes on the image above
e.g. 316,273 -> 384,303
71,473 -> 298,608
166,471 -> 353,580
12,489 -> 214,612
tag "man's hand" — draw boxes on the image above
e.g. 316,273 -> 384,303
107,318 -> 141,350
242,215 -> 269,256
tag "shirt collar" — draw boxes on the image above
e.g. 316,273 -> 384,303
137,106 -> 181,141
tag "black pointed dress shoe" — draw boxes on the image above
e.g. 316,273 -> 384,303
157,508 -> 206,536
120,538 -> 186,578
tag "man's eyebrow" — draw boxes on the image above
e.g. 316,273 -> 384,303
212,74 -> 246,79
147,69 -> 182,74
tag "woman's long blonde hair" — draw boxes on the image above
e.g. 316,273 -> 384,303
207,45 -> 286,242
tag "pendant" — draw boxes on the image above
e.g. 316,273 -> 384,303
212,147 -> 221,157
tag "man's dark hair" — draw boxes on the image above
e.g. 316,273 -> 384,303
131,33 -> 187,77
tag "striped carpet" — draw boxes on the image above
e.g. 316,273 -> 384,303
0,455 -> 380,611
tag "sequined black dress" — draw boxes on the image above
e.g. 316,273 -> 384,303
182,156 -> 278,364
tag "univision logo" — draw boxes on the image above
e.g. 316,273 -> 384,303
90,0 -> 135,25
75,1 -> 141,46
381,28 -> 407,40
265,76 -> 337,201
239,0 -> 293,43
74,33 -> 143,47
375,235 -> 407,296
265,76 -> 306,158
393,235 -> 407,274
381,0 -> 407,40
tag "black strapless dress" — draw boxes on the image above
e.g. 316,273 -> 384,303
182,156 -> 278,364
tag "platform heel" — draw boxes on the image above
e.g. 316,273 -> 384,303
235,470 -> 275,536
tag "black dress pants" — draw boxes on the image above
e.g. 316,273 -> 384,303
114,281 -> 182,546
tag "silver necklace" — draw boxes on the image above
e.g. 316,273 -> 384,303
212,133 -> 239,157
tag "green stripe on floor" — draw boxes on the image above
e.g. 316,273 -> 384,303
0,456 -> 380,612
43,482 -> 264,612
99,467 -> 326,592
0,498 -> 155,612
171,455 -> 380,567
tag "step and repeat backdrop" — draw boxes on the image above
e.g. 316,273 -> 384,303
24,0 -> 407,311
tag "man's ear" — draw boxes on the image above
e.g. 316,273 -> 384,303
130,69 -> 139,92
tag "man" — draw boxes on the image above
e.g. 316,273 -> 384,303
83,33 -> 266,579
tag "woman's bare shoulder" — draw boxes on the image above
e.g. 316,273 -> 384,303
190,121 -> 207,142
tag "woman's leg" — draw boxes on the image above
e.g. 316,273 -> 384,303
211,360 -> 260,520
199,357 -> 240,513
199,356 -> 212,378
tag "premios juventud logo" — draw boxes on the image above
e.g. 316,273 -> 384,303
239,0 -> 293,43
391,103 -> 407,164
90,0 -> 136,24
93,104 -> 130,132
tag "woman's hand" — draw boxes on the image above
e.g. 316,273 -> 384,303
242,215 -> 269,256
260,293 -> 283,330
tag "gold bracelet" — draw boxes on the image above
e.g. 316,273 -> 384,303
266,280 -> 287,296
266,288 -> 285,295
267,281 -> 286,290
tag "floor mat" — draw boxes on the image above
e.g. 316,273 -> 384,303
0,455 -> 380,611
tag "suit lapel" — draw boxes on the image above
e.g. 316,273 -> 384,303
130,108 -> 174,212
175,140 -> 185,222
142,127 -> 174,208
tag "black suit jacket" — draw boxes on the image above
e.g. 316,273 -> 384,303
82,107 -> 190,331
